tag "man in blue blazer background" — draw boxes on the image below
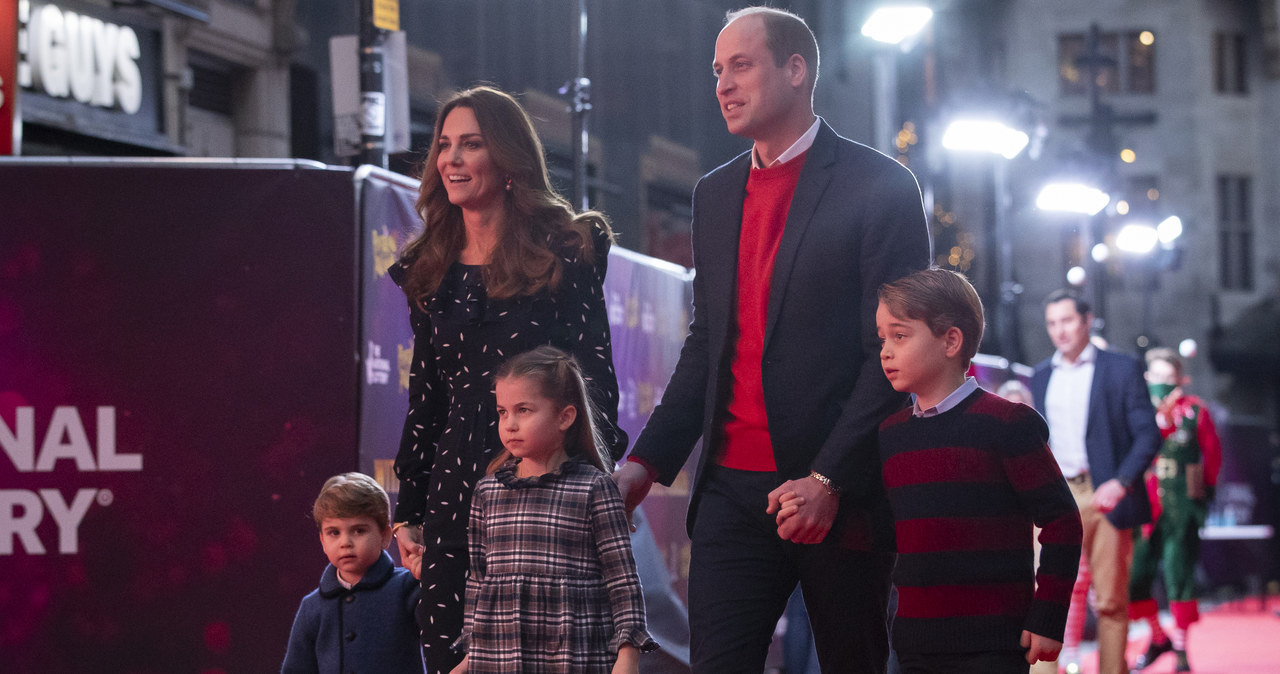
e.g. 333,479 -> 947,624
1030,289 -> 1161,674
612,7 -> 930,673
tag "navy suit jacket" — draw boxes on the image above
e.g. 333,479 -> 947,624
630,121 -> 931,536
1030,348 -> 1162,530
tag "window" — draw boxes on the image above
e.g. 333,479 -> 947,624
1217,174 -> 1253,290
1213,32 -> 1248,94
1058,30 -> 1156,96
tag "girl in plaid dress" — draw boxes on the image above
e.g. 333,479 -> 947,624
452,346 -> 657,674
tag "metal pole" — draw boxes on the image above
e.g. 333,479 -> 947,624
569,0 -> 591,211
873,51 -> 898,155
358,0 -> 388,169
993,159 -> 1023,363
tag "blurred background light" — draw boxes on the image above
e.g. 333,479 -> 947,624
861,6 -> 935,44
1036,182 -> 1110,215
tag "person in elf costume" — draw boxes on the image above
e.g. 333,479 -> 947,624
1129,348 -> 1223,672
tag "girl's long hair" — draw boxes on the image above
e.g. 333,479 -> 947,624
486,345 -> 612,475
400,86 -> 612,306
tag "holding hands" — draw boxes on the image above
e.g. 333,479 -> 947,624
1020,630 -> 1063,664
394,524 -> 425,580
766,475 -> 838,544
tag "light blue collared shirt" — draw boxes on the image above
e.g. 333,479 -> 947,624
912,377 -> 979,418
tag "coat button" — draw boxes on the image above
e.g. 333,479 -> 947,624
345,631 -> 356,641
345,595 -> 355,603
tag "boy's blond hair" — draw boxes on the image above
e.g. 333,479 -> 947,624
312,472 -> 391,530
878,267 -> 985,366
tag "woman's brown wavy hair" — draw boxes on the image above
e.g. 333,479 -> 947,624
400,86 -> 613,306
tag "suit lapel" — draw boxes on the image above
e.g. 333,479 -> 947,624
763,123 -> 835,352
713,154 -> 750,340
1086,351 -> 1106,438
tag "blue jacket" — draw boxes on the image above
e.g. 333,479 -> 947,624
282,550 -> 424,674
1031,348 -> 1162,530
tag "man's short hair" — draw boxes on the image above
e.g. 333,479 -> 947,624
878,267 -> 985,364
1145,346 -> 1184,378
313,472 -> 391,530
725,6 -> 820,92
1043,288 -> 1092,316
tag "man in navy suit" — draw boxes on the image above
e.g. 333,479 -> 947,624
1030,290 -> 1161,674
612,6 -> 930,673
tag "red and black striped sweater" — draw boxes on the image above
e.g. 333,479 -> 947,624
878,388 -> 1083,654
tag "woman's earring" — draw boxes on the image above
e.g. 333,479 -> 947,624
505,177 -> 513,191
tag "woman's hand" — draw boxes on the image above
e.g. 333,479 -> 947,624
394,525 -> 425,580
449,655 -> 469,674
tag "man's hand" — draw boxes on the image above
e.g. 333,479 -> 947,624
1020,630 -> 1063,664
612,461 -> 656,532
1091,478 -> 1127,513
449,654 -> 469,674
766,477 -> 837,544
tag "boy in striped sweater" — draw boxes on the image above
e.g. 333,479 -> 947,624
873,268 -> 1082,673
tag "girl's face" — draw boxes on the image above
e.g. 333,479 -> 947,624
436,106 -> 504,214
494,376 -> 575,467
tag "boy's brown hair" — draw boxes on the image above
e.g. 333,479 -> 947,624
1144,346 -> 1184,378
878,267 -> 986,366
312,472 -> 391,530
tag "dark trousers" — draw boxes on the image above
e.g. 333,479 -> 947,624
688,466 -> 895,673
897,650 -> 1028,674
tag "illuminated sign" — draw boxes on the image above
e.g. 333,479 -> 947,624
1,406 -> 143,555
18,0 -> 142,113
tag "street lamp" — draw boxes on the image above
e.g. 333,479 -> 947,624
861,6 -> 934,45
1035,182 -> 1110,215
941,112 -> 1035,362
942,120 -> 1029,159
862,6 -> 934,154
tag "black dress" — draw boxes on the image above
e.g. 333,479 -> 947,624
388,223 -> 627,674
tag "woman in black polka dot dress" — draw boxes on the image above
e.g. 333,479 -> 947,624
387,86 -> 627,674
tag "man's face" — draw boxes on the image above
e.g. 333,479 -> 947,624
712,15 -> 804,143
1044,299 -> 1092,360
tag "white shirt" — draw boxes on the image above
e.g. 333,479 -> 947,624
913,377 -> 979,418
1044,343 -> 1096,478
752,117 -> 821,168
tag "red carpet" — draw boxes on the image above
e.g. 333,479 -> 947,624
1077,598 -> 1280,673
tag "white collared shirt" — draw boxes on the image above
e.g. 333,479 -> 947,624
913,377 -> 979,418
752,117 -> 822,168
1044,343 -> 1096,478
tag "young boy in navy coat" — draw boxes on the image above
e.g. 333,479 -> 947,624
282,472 -> 425,674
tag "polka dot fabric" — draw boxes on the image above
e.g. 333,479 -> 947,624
387,222 -> 627,673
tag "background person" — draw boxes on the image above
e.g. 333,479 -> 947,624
389,86 -> 627,674
1129,347 -> 1222,672
1029,290 -> 1161,674
612,7 -> 931,672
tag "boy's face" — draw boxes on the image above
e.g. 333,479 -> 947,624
319,516 -> 391,585
876,301 -> 957,397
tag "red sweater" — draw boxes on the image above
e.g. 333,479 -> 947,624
719,152 -> 807,471
879,389 -> 1083,654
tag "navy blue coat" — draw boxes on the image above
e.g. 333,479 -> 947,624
282,550 -> 425,674
1030,348 -> 1162,530
630,121 -> 931,536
